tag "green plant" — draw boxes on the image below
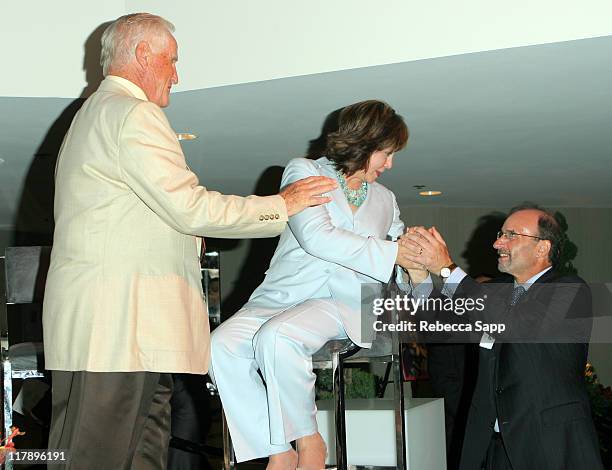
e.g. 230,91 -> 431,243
315,367 -> 377,400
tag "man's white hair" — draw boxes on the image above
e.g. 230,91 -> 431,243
100,13 -> 175,76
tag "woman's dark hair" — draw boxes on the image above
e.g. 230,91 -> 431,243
324,100 -> 409,176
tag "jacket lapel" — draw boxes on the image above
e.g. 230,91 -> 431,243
516,268 -> 557,306
316,157 -> 354,223
496,269 -> 557,361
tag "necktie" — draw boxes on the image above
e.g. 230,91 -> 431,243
509,285 -> 527,307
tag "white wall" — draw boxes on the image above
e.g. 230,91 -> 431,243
3,0 -> 612,98
0,0 -> 124,97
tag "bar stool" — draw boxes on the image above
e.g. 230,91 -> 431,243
218,278 -> 409,470
312,333 -> 407,470
217,333 -> 407,470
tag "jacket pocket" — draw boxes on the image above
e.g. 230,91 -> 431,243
541,401 -> 586,427
135,274 -> 204,353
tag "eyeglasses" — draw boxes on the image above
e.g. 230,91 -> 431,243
496,230 -> 544,241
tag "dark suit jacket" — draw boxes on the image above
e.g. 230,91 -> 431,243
449,270 -> 604,470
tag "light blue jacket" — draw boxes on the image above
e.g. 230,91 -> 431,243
247,157 -> 403,346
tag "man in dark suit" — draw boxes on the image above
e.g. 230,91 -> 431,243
401,204 -> 603,470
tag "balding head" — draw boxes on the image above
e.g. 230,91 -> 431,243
493,205 -> 561,283
508,204 -> 564,266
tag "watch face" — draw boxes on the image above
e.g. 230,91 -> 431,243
440,267 -> 451,278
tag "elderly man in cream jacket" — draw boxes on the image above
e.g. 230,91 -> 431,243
42,13 -> 335,470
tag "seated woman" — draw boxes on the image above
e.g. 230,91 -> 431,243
210,100 -> 412,470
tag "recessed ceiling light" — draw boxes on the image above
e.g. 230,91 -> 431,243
419,190 -> 442,196
176,133 -> 197,141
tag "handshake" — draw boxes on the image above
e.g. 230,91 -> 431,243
395,226 -> 454,282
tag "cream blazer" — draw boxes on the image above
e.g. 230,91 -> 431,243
43,76 -> 287,373
247,157 -> 403,347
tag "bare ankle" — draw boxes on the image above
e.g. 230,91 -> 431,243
267,448 -> 298,470
297,432 -> 327,469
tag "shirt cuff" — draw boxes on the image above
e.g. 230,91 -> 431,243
397,270 -> 432,298
441,267 -> 467,298
413,274 -> 433,299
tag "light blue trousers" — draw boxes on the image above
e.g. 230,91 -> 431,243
209,298 -> 349,462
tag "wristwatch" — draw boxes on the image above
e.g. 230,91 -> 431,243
440,262 -> 458,279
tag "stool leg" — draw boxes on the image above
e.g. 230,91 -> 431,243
393,346 -> 407,470
377,362 -> 392,398
332,350 -> 347,470
222,410 -> 235,470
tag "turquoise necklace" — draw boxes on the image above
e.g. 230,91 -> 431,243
336,169 -> 368,207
